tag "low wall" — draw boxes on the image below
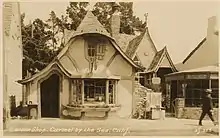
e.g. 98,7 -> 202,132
175,98 -> 219,120
178,107 -> 219,121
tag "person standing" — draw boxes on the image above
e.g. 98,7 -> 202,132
199,89 -> 217,126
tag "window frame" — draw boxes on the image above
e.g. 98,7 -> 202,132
83,79 -> 117,105
185,79 -> 219,108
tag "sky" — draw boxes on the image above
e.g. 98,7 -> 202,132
19,0 -> 219,63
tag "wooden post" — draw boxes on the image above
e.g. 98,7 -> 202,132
209,79 -> 212,89
69,80 -> 72,105
177,80 -> 179,97
113,81 -> 116,104
106,80 -> 109,104
115,81 -> 118,104
81,80 -> 84,104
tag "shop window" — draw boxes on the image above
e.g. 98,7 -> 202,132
84,80 -> 106,103
211,79 -> 219,108
109,80 -> 116,104
185,80 -> 204,107
185,79 -> 219,108
84,79 -> 117,104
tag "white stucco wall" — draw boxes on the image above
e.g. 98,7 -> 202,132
63,36 -> 134,117
62,76 -> 69,106
29,82 -> 38,104
3,2 -> 23,106
182,16 -> 218,70
117,80 -> 133,118
136,30 -> 157,69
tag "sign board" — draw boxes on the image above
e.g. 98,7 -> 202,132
152,77 -> 161,84
186,74 -> 208,79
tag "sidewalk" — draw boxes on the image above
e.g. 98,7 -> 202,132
3,117 -> 219,136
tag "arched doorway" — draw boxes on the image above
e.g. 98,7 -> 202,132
40,74 -> 60,118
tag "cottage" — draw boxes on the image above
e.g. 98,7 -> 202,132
165,16 -> 219,120
18,4 -> 146,119
17,3 -> 177,119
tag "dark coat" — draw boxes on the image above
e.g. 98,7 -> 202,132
202,96 -> 213,111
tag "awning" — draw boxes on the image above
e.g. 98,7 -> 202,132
165,65 -> 219,81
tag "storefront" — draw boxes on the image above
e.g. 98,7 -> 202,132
165,65 -> 219,120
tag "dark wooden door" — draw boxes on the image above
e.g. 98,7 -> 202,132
40,74 -> 60,118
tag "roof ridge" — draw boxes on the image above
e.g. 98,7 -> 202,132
182,37 -> 207,64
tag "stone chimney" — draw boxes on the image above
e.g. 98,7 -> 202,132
111,3 -> 120,38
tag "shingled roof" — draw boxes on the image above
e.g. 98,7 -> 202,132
125,27 -> 157,59
73,10 -> 111,37
147,46 -> 177,72
116,33 -> 136,52
125,28 -> 146,58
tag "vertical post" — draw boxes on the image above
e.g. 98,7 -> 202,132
106,80 -> 109,104
81,80 -> 84,104
37,82 -> 41,119
69,79 -> 72,105
115,81 -> 118,104
209,79 -> 212,89
177,80 -> 179,97
113,81 -> 116,104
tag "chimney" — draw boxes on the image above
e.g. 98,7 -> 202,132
207,16 -> 218,37
111,3 -> 120,38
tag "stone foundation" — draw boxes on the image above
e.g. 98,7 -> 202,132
178,107 -> 219,121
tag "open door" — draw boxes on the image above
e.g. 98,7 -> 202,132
40,74 -> 60,118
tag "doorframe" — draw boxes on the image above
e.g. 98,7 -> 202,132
37,69 -> 63,118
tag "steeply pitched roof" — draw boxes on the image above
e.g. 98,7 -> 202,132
125,27 -> 157,59
116,33 -> 136,52
62,11 -> 143,70
147,46 -> 177,72
18,11 -> 145,84
182,38 -> 207,64
125,28 -> 146,58
74,10 -> 111,37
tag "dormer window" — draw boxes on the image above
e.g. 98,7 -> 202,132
85,36 -> 106,60
88,43 -> 96,57
97,43 -> 106,60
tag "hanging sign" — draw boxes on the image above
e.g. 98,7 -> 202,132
152,77 -> 161,85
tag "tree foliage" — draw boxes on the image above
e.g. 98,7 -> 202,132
66,2 -> 146,34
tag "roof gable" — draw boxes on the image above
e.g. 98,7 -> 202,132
182,38 -> 207,64
147,46 -> 177,72
125,27 -> 157,59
